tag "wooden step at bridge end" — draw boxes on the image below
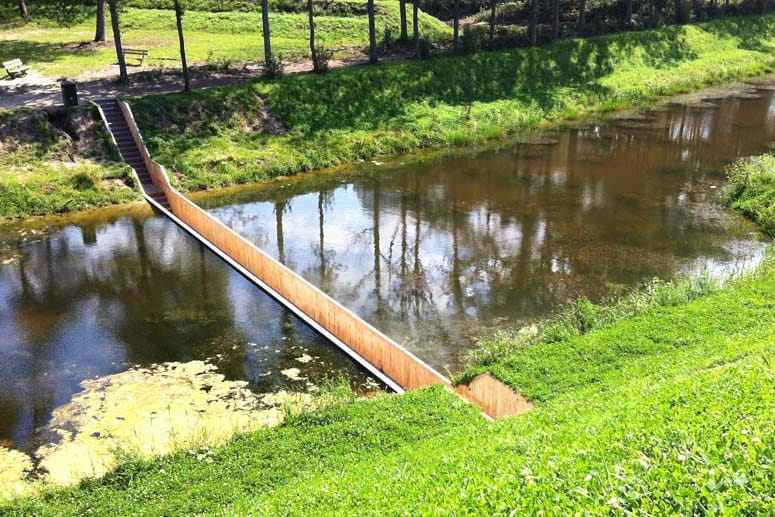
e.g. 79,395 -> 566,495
455,373 -> 533,420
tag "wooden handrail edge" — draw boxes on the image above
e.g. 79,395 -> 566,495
118,100 -> 449,389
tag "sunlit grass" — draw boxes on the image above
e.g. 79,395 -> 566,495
724,153 -> 775,235
130,14 -> 775,192
0,107 -> 140,218
4,244 -> 774,514
0,5 -> 452,79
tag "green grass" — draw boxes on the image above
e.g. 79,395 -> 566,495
3,155 -> 774,512
0,107 -> 140,219
724,153 -> 775,235
4,240 -> 773,514
0,4 -> 451,78
130,14 -> 775,192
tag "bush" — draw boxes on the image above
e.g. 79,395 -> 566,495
723,153 -> 775,235
381,26 -> 397,53
263,54 -> 285,78
312,46 -> 332,74
461,24 -> 488,53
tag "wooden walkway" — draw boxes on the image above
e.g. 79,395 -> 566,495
93,98 -> 529,419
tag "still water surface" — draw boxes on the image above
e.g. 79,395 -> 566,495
1,85 -> 774,451
198,87 -> 774,370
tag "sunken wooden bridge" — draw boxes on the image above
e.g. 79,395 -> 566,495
93,98 -> 529,419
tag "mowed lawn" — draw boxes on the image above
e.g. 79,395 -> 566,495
0,4 -> 451,79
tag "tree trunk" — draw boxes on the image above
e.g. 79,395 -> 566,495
413,1 -> 420,58
94,0 -> 106,42
577,0 -> 586,34
261,0 -> 272,68
553,0 -> 560,39
529,0 -> 538,46
108,0 -> 128,85
17,0 -> 28,21
489,0 -> 496,47
368,0 -> 378,64
625,0 -> 633,24
307,0 -> 318,70
173,0 -> 190,92
453,0 -> 460,52
399,0 -> 408,41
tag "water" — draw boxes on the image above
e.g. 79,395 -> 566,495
196,86 -> 774,369
0,212 -> 376,452
1,83 -> 773,452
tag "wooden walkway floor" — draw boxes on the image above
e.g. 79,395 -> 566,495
93,98 -> 530,419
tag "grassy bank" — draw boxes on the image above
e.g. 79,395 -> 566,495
4,155 -> 774,514
2,14 -> 775,220
0,3 -> 450,78
4,251 -> 773,514
724,152 -> 775,235
132,13 -> 775,191
0,107 -> 140,219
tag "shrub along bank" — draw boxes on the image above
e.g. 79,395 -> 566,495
724,152 -> 775,235
132,13 -> 775,191
3,155 -> 774,513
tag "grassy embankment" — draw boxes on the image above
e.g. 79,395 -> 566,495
3,156 -> 774,514
132,14 -> 775,191
2,15 -> 775,218
0,2 -> 451,79
0,107 -> 140,219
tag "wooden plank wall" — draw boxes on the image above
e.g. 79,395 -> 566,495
119,102 -> 448,391
118,101 -> 532,419
455,374 -> 534,419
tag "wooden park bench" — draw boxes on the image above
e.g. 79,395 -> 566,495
3,58 -> 30,79
121,48 -> 149,66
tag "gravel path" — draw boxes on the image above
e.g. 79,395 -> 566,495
0,55 -> 394,108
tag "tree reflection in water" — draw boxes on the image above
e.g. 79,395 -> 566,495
201,89 -> 775,371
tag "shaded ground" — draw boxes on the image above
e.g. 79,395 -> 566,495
0,55 -> 392,108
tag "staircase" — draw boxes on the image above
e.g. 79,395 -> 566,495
94,99 -> 171,210
89,98 -> 528,419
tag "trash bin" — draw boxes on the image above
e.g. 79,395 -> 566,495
61,80 -> 78,107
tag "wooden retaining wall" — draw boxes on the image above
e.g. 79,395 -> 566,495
117,101 -> 531,419
118,102 -> 447,391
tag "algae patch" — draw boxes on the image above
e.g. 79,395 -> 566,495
281,367 -> 306,380
0,447 -> 35,500
0,361 -> 312,498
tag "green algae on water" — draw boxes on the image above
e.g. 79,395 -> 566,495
0,361 -> 312,499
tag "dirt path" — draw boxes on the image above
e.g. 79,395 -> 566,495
0,54 -> 403,108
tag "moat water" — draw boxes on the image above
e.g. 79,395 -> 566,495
1,83 -> 773,452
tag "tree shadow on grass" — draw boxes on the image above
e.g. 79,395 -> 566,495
268,25 -> 701,133
0,39 -> 98,68
126,16 -> 774,165
697,14 -> 775,53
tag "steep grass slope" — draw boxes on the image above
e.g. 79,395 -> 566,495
132,14 -> 775,191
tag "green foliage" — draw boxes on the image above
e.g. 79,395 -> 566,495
123,0 -> 378,15
263,53 -> 285,77
723,153 -> 775,235
0,4 -> 452,78
0,107 -> 140,219
131,14 -> 775,193
4,253 -> 775,514
311,45 -> 332,73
